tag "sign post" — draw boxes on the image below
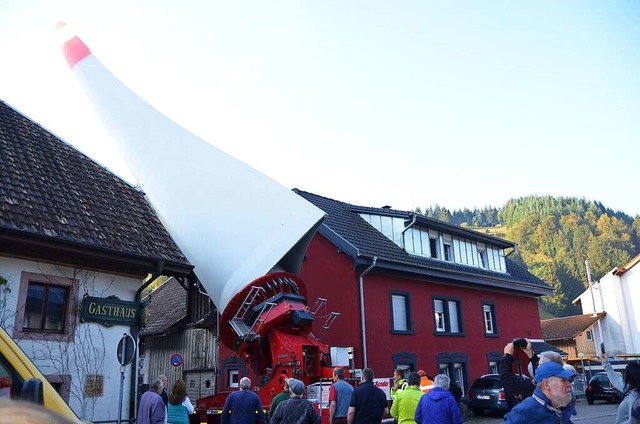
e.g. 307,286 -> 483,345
117,334 -> 136,424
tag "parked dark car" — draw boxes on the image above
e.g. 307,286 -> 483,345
466,374 -> 510,416
585,372 -> 622,405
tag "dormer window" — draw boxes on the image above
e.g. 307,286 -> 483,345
359,212 -> 507,273
478,244 -> 487,269
442,235 -> 452,262
429,234 -> 439,259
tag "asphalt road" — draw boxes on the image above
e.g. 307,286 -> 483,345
460,397 -> 619,424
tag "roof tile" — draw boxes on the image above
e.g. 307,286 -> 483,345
295,189 -> 552,293
0,100 -> 189,265
541,313 -> 605,341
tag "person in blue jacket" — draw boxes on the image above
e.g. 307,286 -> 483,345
221,377 -> 266,424
503,361 -> 576,423
414,374 -> 462,424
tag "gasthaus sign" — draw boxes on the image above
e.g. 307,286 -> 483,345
80,294 -> 142,327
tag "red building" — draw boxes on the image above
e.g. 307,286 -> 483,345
293,190 -> 552,392
145,189 -> 553,399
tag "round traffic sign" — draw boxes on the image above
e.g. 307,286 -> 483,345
170,353 -> 183,368
117,334 -> 136,366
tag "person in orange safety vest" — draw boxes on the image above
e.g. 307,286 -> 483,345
417,370 -> 434,393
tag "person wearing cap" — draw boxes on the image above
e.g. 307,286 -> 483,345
329,367 -> 354,424
503,361 -> 576,423
417,370 -> 433,394
268,377 -> 291,420
500,341 -> 568,409
270,378 -> 320,424
221,377 -> 266,424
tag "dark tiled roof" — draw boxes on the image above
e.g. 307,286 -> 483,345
294,189 -> 552,296
541,313 -> 605,341
0,100 -> 190,267
530,339 -> 568,356
140,277 -> 187,336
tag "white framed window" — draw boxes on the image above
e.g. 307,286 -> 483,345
454,363 -> 466,396
443,243 -> 452,262
429,237 -> 439,259
359,213 -> 405,247
483,303 -> 496,335
586,330 -> 593,341
448,301 -> 459,333
391,293 -> 412,332
434,300 -> 445,332
477,243 -> 487,269
360,212 -> 509,273
228,370 -> 239,388
436,354 -> 468,398
433,298 -> 462,334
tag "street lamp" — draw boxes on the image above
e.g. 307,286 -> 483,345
578,352 -> 585,373
577,352 -> 587,399
578,352 -> 592,379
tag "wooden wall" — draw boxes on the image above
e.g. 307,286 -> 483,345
144,327 -> 217,400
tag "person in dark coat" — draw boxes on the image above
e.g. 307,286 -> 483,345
414,374 -> 462,424
447,382 -> 462,405
499,340 -> 539,408
159,374 -> 169,407
221,377 -> 266,424
271,379 -> 320,424
347,368 -> 388,424
268,377 -> 291,420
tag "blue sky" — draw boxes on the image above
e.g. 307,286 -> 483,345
1,1 -> 639,216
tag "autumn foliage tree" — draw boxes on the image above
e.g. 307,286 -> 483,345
421,195 -> 638,317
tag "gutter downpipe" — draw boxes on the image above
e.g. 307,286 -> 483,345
130,260 -> 164,421
400,214 -> 418,249
214,307 -> 220,395
359,256 -> 377,369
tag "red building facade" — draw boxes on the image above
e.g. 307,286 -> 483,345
215,190 -> 552,395
295,190 -> 551,392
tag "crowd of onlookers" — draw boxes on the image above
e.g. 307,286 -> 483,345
1,338 -> 638,424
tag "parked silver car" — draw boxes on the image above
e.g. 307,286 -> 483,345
465,374 -> 510,416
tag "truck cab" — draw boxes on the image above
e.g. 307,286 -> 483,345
0,325 -> 80,422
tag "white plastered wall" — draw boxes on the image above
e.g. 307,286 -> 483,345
620,264 -> 640,353
577,264 -> 640,356
0,256 -> 141,421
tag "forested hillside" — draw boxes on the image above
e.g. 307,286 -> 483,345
420,196 -> 640,317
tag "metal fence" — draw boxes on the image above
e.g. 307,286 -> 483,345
572,375 -> 587,399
